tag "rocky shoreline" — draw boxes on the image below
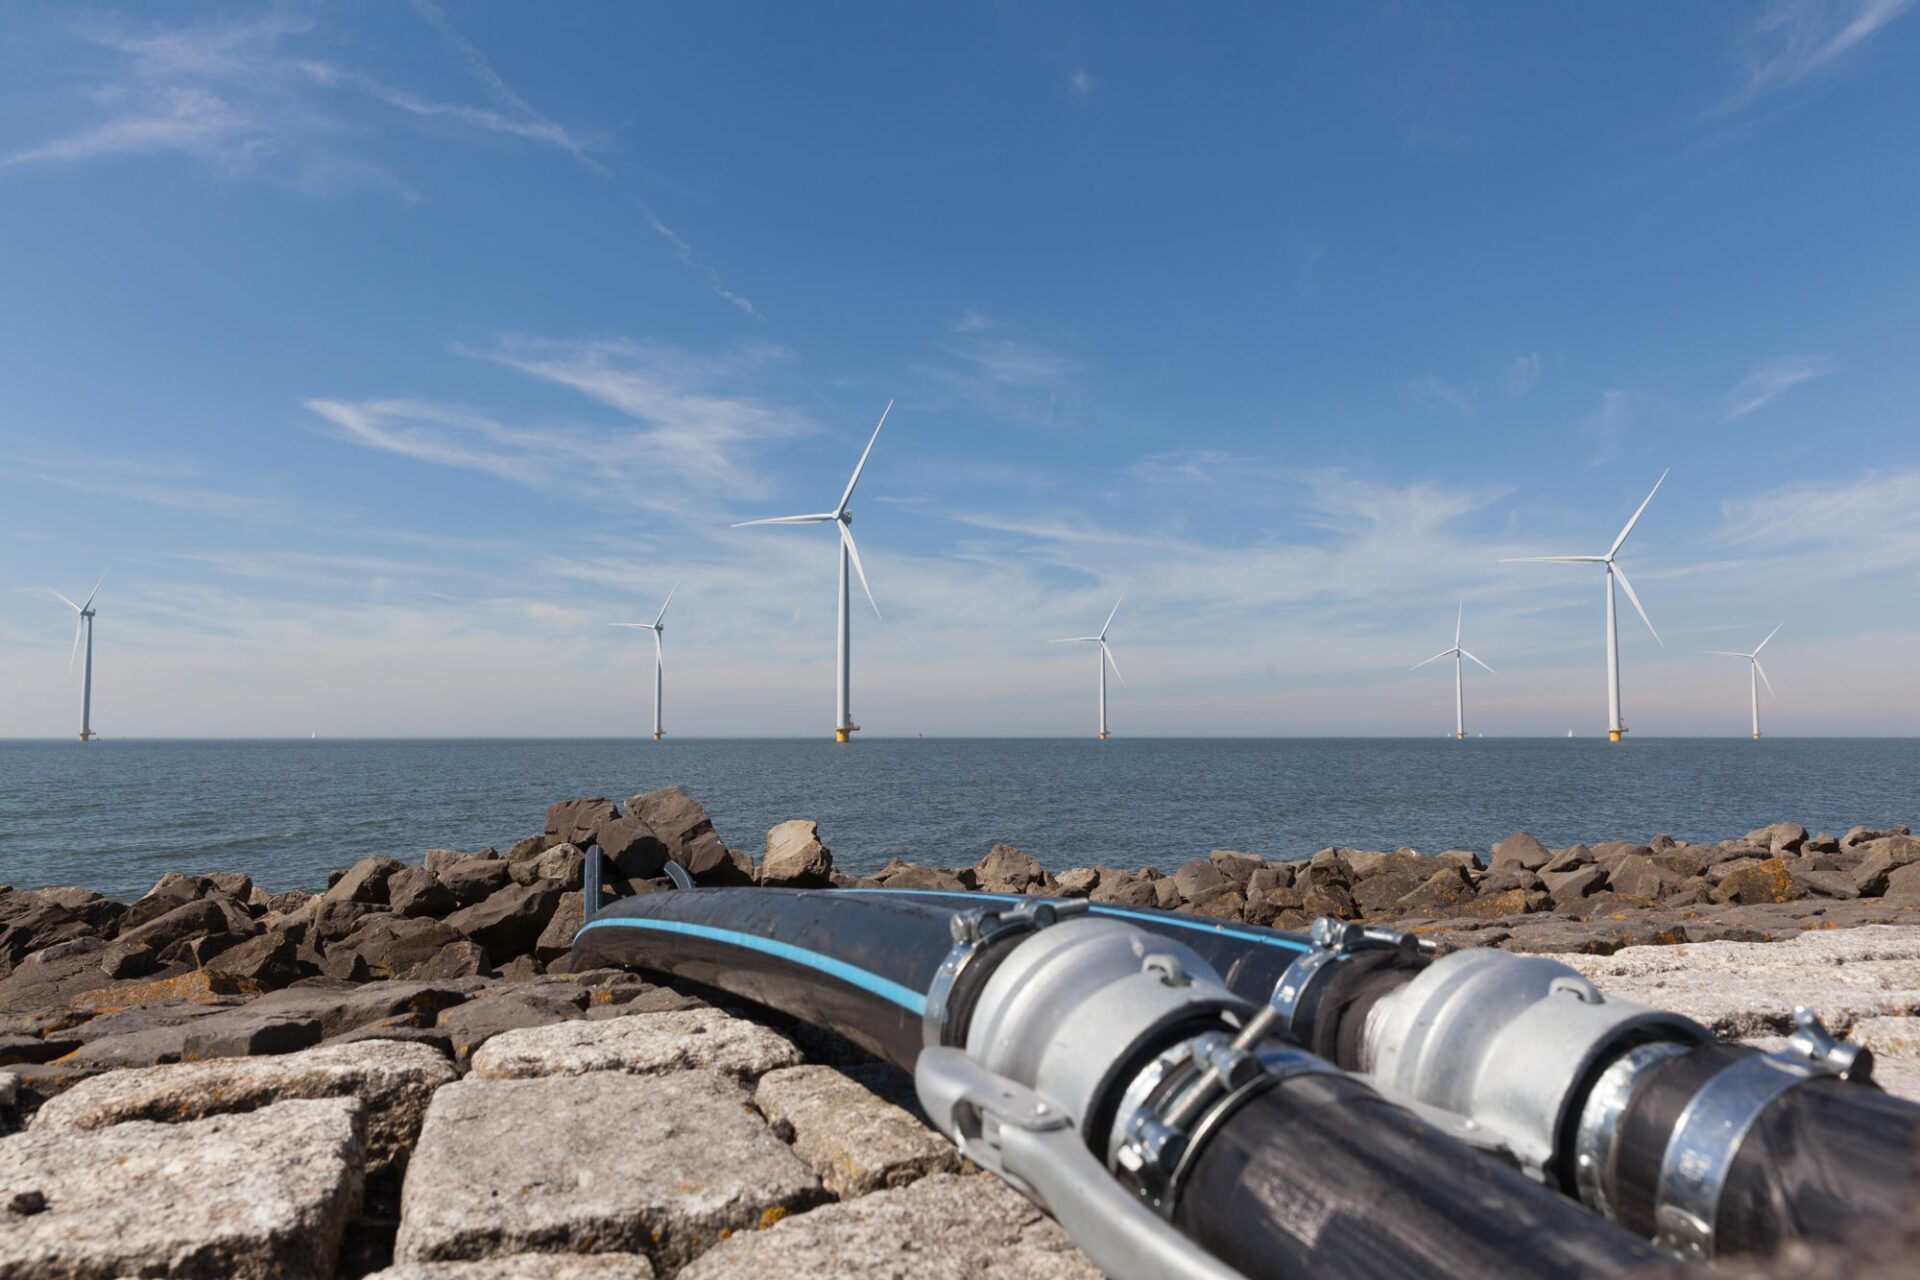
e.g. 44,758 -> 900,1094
5,789 -> 1920,1278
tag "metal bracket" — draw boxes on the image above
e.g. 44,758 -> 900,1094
1654,1008 -> 1873,1259
915,1047 -> 1248,1280
923,899 -> 1091,1049
1269,916 -> 1432,1043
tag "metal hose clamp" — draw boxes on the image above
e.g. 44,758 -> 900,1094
1654,1007 -> 1875,1258
923,898 -> 1091,1048
1269,916 -> 1432,1043
1111,1028 -> 1338,1218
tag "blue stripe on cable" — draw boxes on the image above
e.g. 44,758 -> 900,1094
576,915 -> 928,1016
834,887 -> 1312,952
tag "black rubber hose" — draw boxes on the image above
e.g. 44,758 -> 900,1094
844,886 -> 1314,1003
1605,1042 -> 1920,1256
572,887 -> 959,1069
1175,1072 -> 1666,1279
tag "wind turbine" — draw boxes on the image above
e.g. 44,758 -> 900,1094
1052,591 -> 1125,740
1504,470 -> 1667,743
612,580 -> 680,741
1705,623 -> 1781,740
50,572 -> 107,742
734,401 -> 891,743
1412,601 -> 1495,740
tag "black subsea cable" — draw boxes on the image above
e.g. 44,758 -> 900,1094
574,887 -> 954,1068
574,886 -> 1664,1280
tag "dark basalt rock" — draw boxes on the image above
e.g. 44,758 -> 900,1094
630,786 -> 747,885
445,881 -> 565,960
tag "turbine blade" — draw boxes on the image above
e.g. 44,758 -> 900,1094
1099,589 -> 1126,639
837,399 -> 893,515
1500,555 -> 1606,564
1608,468 -> 1669,559
655,578 -> 681,626
81,570 -> 108,612
1102,641 -> 1125,686
1755,658 -> 1775,696
1411,648 -> 1454,670
1701,650 -> 1749,658
48,589 -> 81,612
68,617 -> 83,673
841,523 -> 880,618
1049,637 -> 1099,644
1460,648 -> 1497,674
1611,563 -> 1661,645
610,622 -> 656,631
733,512 -> 837,527
1454,600 -> 1462,648
1754,621 -> 1784,655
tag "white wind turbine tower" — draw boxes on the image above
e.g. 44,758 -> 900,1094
612,580 -> 680,741
1504,469 -> 1667,743
734,401 -> 891,743
1705,623 -> 1782,740
50,572 -> 108,742
1412,601 -> 1495,740
1051,591 -> 1125,740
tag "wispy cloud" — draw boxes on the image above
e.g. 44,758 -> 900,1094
1732,0 -> 1913,103
1721,354 -> 1831,421
405,0 -> 757,317
4,8 -> 755,312
1067,69 -> 1099,99
1411,376 -> 1476,418
1504,353 -> 1541,400
309,336 -> 808,509
0,445 -> 291,524
926,311 -> 1079,428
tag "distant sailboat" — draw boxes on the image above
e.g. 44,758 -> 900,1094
1567,730 -> 1574,738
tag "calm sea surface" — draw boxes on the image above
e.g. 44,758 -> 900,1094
1,738 -> 1914,900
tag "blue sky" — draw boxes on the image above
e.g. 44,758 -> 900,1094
3,1 -> 1917,737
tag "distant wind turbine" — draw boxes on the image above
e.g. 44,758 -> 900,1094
50,572 -> 108,742
1705,623 -> 1782,740
1413,601 -> 1495,740
1504,469 -> 1668,742
1052,591 -> 1125,740
612,580 -> 680,741
734,401 -> 891,743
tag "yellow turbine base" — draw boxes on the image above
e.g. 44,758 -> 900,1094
1098,730 -> 1110,740
652,731 -> 663,742
835,727 -> 852,743
1455,731 -> 1466,740
1608,730 -> 1623,743
78,731 -> 94,742
1752,732 -> 1762,740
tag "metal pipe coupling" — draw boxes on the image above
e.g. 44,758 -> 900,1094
1359,946 -> 1710,1184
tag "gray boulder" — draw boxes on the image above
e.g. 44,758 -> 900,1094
393,1071 -> 822,1274
388,866 -> 458,919
437,857 -> 512,908
629,787 -> 746,885
677,1172 -> 1099,1280
755,1063 -> 961,1198
544,797 -> 620,849
761,820 -> 833,888
31,1040 -> 453,1180
974,843 -> 1044,894
323,856 -> 403,907
470,1008 -> 801,1082
446,882 -> 564,960
1491,832 -> 1553,871
0,1098 -> 365,1280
